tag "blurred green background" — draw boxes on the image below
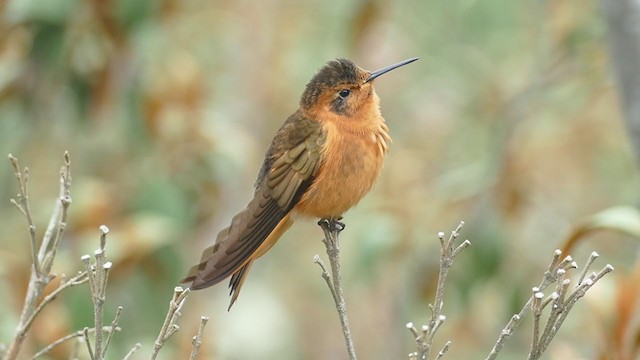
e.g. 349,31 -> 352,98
1,0 -> 638,359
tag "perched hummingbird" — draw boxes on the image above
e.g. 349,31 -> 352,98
183,57 -> 419,309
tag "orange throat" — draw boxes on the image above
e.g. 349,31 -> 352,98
294,104 -> 391,219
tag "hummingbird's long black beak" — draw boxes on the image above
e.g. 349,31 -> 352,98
365,57 -> 419,83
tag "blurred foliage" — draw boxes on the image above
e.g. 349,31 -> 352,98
0,0 -> 639,359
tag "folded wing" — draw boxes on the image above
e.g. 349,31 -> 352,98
182,129 -> 323,308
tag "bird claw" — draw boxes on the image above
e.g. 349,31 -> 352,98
318,217 -> 345,232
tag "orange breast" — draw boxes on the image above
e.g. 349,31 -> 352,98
295,122 -> 387,219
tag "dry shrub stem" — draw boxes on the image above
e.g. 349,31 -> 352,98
103,306 -> 123,359
82,328 -> 94,360
485,250 -> 613,360
122,344 -> 142,360
81,225 -> 113,359
29,327 -> 120,360
5,153 -> 207,360
24,271 -> 89,338
3,153 -> 615,359
407,221 -> 470,360
5,153 -> 72,360
150,287 -> 190,360
314,218 -> 357,360
403,223 -> 611,360
189,316 -> 210,360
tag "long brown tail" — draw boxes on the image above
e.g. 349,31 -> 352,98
182,186 -> 294,308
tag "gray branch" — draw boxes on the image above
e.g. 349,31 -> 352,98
486,249 -> 613,360
406,221 -> 470,360
150,286 -> 190,360
30,326 -> 119,360
5,153 -> 72,360
189,316 -> 209,360
315,218 -> 357,360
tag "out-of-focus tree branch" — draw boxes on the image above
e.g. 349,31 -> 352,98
600,0 -> 640,165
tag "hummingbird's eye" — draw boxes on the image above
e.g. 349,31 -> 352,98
338,89 -> 351,99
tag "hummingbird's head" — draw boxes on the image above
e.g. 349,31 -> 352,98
300,57 -> 418,118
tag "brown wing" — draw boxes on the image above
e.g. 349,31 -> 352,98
182,122 -> 324,306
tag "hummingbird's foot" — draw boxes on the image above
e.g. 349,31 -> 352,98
318,218 -> 345,232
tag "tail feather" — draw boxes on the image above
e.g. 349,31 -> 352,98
228,261 -> 253,310
182,128 -> 318,307
182,188 -> 294,307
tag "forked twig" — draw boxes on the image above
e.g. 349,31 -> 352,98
6,153 -> 73,360
407,221 -> 470,359
486,249 -> 613,360
150,286 -> 190,360
30,326 -> 119,360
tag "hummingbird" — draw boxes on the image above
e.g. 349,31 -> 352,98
183,57 -> 419,309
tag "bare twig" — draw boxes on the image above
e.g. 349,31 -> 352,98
315,218 -> 357,360
150,287 -> 190,360
531,264 -> 614,358
102,306 -> 123,358
83,327 -> 95,360
486,249 -> 566,360
485,250 -> 614,360
6,153 -> 73,360
406,221 -> 470,360
8,154 -> 39,274
39,151 -> 72,273
6,153 -> 203,360
576,251 -> 599,286
122,343 -> 142,360
529,291 -> 545,360
313,255 -> 338,303
23,271 -> 89,332
189,316 -> 210,360
74,225 -> 121,360
434,341 -> 451,360
30,326 -> 119,360
92,226 -> 110,359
